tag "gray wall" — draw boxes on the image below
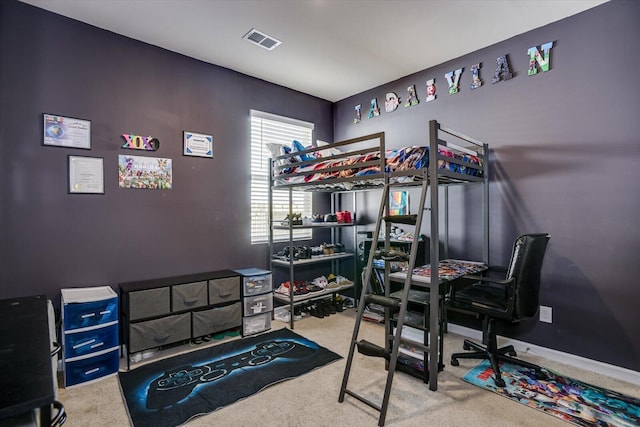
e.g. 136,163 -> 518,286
0,1 -> 332,300
333,0 -> 640,371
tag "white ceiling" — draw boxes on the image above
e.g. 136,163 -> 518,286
20,0 -> 607,102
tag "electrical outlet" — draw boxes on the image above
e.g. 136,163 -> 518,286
539,305 -> 552,323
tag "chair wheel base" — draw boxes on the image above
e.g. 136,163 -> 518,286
450,358 -> 459,366
494,377 -> 506,387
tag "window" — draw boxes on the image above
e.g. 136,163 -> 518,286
250,110 -> 313,244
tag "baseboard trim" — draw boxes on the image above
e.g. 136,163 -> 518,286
447,324 -> 640,387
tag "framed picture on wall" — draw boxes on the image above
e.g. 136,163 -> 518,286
43,113 -> 91,149
68,155 -> 104,194
183,131 -> 213,158
118,155 -> 172,189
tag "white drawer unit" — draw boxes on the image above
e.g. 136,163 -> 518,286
234,268 -> 273,336
61,286 -> 119,387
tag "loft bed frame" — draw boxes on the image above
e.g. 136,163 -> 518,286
271,125 -> 485,192
268,119 -> 489,329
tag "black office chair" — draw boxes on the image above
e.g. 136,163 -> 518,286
448,233 -> 550,387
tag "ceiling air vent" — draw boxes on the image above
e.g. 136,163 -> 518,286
243,28 -> 282,51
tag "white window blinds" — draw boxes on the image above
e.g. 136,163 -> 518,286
250,110 -> 313,244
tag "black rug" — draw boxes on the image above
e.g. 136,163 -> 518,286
119,328 -> 341,427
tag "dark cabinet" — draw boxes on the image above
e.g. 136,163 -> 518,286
119,270 -> 242,369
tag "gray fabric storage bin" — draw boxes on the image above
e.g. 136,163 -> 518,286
208,276 -> 240,305
129,312 -> 190,353
129,287 -> 170,321
192,302 -> 241,337
172,281 -> 207,312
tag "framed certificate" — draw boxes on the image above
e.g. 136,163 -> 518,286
68,155 -> 104,194
183,131 -> 213,158
43,113 -> 91,149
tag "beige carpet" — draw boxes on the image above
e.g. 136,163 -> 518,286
58,309 -> 639,426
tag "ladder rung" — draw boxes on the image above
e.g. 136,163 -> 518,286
373,250 -> 410,261
399,337 -> 430,353
365,294 -> 400,309
356,340 -> 390,359
344,389 -> 382,412
383,214 -> 418,225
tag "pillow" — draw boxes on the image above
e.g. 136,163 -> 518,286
292,140 -> 314,161
316,140 -> 341,158
266,142 -> 287,158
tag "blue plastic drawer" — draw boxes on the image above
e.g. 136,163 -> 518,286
64,324 -> 119,360
64,297 -> 118,330
242,273 -> 272,296
64,348 -> 119,387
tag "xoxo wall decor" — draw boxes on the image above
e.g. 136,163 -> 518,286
121,133 -> 160,151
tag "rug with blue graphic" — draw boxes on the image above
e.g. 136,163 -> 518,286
119,328 -> 341,427
463,360 -> 640,426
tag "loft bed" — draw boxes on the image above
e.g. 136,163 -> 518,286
268,120 -> 489,334
270,125 -> 486,192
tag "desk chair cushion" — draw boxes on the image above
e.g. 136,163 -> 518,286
452,282 -> 509,318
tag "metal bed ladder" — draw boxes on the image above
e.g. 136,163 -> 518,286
338,175 -> 430,427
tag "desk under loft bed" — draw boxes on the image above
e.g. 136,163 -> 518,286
268,120 -> 489,338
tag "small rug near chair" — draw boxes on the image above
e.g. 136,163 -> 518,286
463,360 -> 640,427
118,328 -> 341,427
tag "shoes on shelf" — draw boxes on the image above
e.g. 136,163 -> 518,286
326,274 -> 340,289
274,310 -> 291,323
275,281 -> 310,296
309,303 -> 324,318
313,276 -> 328,289
306,283 -> 324,293
336,211 -> 353,223
322,299 -> 337,315
336,275 -> 354,286
282,213 -> 303,226
321,243 -> 335,255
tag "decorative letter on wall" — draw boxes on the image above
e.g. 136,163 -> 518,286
445,68 -> 463,95
528,41 -> 554,75
470,63 -> 483,90
404,85 -> 419,107
121,134 -> 160,151
426,79 -> 436,102
492,55 -> 513,83
368,98 -> 380,118
354,104 -> 361,124
385,92 -> 400,112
